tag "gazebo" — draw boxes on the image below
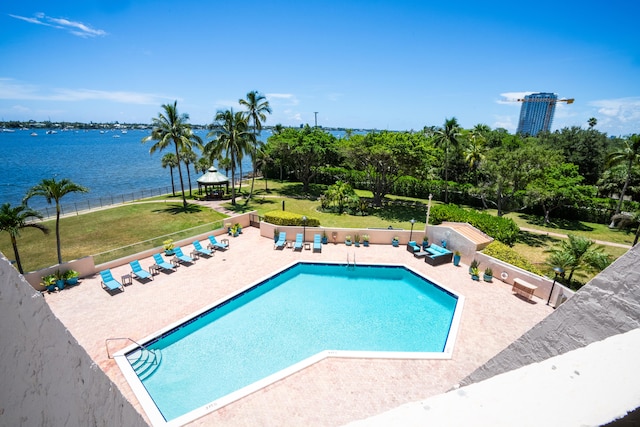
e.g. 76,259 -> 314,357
196,167 -> 230,199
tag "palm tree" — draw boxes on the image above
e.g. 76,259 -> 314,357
181,148 -> 198,197
546,234 -> 610,282
142,101 -> 203,208
0,203 -> 49,274
161,153 -> 178,196
433,117 -> 462,203
588,117 -> 597,129
606,134 -> 640,215
205,109 -> 251,205
255,142 -> 271,192
195,157 -> 211,174
239,91 -> 272,202
24,177 -> 88,264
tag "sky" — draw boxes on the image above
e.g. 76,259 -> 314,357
1,0 -> 639,136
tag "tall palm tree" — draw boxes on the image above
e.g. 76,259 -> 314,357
142,101 -> 203,208
0,203 -> 49,274
588,117 -> 598,129
195,157 -> 211,174
181,148 -> 198,196
546,234 -> 610,282
433,117 -> 462,203
161,153 -> 178,196
255,142 -> 271,192
205,109 -> 251,205
239,91 -> 272,202
606,134 -> 640,214
24,177 -> 88,264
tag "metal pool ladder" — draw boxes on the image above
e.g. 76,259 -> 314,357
347,251 -> 357,269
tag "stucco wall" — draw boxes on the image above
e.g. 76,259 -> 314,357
0,253 -> 147,427
460,244 -> 640,387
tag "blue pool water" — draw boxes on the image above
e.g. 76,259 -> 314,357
126,262 -> 459,423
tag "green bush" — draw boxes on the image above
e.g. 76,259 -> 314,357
264,210 -> 320,227
482,241 -> 543,276
430,204 -> 520,246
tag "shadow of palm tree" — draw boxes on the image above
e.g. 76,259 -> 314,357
516,230 -> 561,247
277,183 -> 326,198
372,199 -> 428,223
154,204 -> 204,215
518,213 -> 593,232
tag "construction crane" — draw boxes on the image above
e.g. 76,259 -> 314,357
505,94 -> 575,135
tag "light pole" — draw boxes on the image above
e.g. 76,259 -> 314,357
425,194 -> 433,233
302,216 -> 307,242
314,112 -> 318,128
546,267 -> 565,306
409,219 -> 416,241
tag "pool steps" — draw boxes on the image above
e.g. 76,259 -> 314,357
128,348 -> 162,381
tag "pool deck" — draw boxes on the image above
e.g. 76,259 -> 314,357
44,226 -> 553,427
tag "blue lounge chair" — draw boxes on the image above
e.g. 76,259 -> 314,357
313,234 -> 322,252
207,235 -> 229,251
193,240 -> 213,257
274,231 -> 286,250
129,260 -> 153,281
99,269 -> 124,292
153,253 -> 176,272
293,233 -> 303,251
173,247 -> 194,265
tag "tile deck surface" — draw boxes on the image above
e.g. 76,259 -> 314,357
44,226 -> 552,426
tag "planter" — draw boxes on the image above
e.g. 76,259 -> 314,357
363,241 -> 369,247
483,274 -> 493,282
453,254 -> 461,266
321,237 -> 328,244
354,242 -> 360,247
65,277 -> 79,286
471,274 -> 480,281
422,242 -> 429,250
56,279 -> 65,290
392,240 -> 399,247
164,250 -> 175,256
345,240 -> 352,246
46,284 -> 56,293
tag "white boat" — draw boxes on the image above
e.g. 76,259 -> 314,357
30,132 -> 38,137
112,134 -> 120,138
2,128 -> 15,133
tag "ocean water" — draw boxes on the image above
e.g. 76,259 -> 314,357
0,128 -> 254,214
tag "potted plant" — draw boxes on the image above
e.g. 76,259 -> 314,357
42,274 -> 57,293
362,234 -> 370,247
321,231 -> 328,244
422,235 -> 429,250
345,235 -> 352,246
54,269 -> 65,290
234,223 -> 242,234
354,233 -> 360,247
225,222 -> 232,235
483,267 -> 493,282
274,228 -> 280,243
453,251 -> 461,266
64,269 -> 79,286
231,224 -> 240,237
469,259 -> 479,274
470,266 -> 480,281
163,238 -> 175,256
392,236 -> 399,247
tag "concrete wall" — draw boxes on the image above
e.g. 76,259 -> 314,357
460,244 -> 640,387
0,253 -> 148,427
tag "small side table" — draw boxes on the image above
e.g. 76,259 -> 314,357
221,238 -> 230,247
304,242 -> 311,250
121,274 -> 132,286
286,241 -> 293,249
149,264 -> 160,276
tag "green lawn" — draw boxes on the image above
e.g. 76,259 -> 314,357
1,180 -> 632,285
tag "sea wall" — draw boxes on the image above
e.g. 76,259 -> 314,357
460,243 -> 640,386
0,253 -> 147,427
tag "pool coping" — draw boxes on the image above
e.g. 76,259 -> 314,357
113,260 -> 465,427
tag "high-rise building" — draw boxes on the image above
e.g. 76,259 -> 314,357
516,92 -> 558,136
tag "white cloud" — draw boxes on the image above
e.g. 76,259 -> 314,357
496,92 -> 534,105
0,78 -> 172,105
589,97 -> 640,123
266,93 -> 299,106
9,13 -> 107,38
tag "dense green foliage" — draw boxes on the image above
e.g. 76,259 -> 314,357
482,241 -> 543,276
263,210 -> 320,227
429,204 -> 520,246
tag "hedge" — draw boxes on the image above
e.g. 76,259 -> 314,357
481,241 -> 543,276
264,210 -> 320,227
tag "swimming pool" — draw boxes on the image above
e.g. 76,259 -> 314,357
115,262 -> 464,426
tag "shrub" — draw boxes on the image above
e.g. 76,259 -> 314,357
482,241 -> 543,276
430,204 -> 519,246
263,210 -> 320,227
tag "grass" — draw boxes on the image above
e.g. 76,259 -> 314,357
0,202 -> 226,272
1,179 -> 632,284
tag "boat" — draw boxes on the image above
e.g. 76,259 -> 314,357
30,132 -> 38,137
112,134 -> 120,138
2,128 -> 15,133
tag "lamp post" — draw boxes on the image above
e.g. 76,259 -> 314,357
302,216 -> 307,242
425,194 -> 433,233
546,266 -> 565,306
409,218 -> 416,241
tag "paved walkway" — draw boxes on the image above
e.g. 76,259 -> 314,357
519,227 -> 633,249
43,227 -> 553,427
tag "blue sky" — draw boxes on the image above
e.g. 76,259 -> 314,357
1,0 -> 639,136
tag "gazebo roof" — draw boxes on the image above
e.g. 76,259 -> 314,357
197,167 -> 229,185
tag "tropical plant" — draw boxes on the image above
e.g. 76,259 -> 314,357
0,203 -> 49,273
163,238 -> 174,251
142,101 -> 203,208
606,134 -> 640,215
205,109 -> 251,205
545,234 -> 611,282
239,90 -> 272,202
161,152 -> 178,196
433,117 -> 462,203
24,177 -> 88,264
181,148 -> 198,196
